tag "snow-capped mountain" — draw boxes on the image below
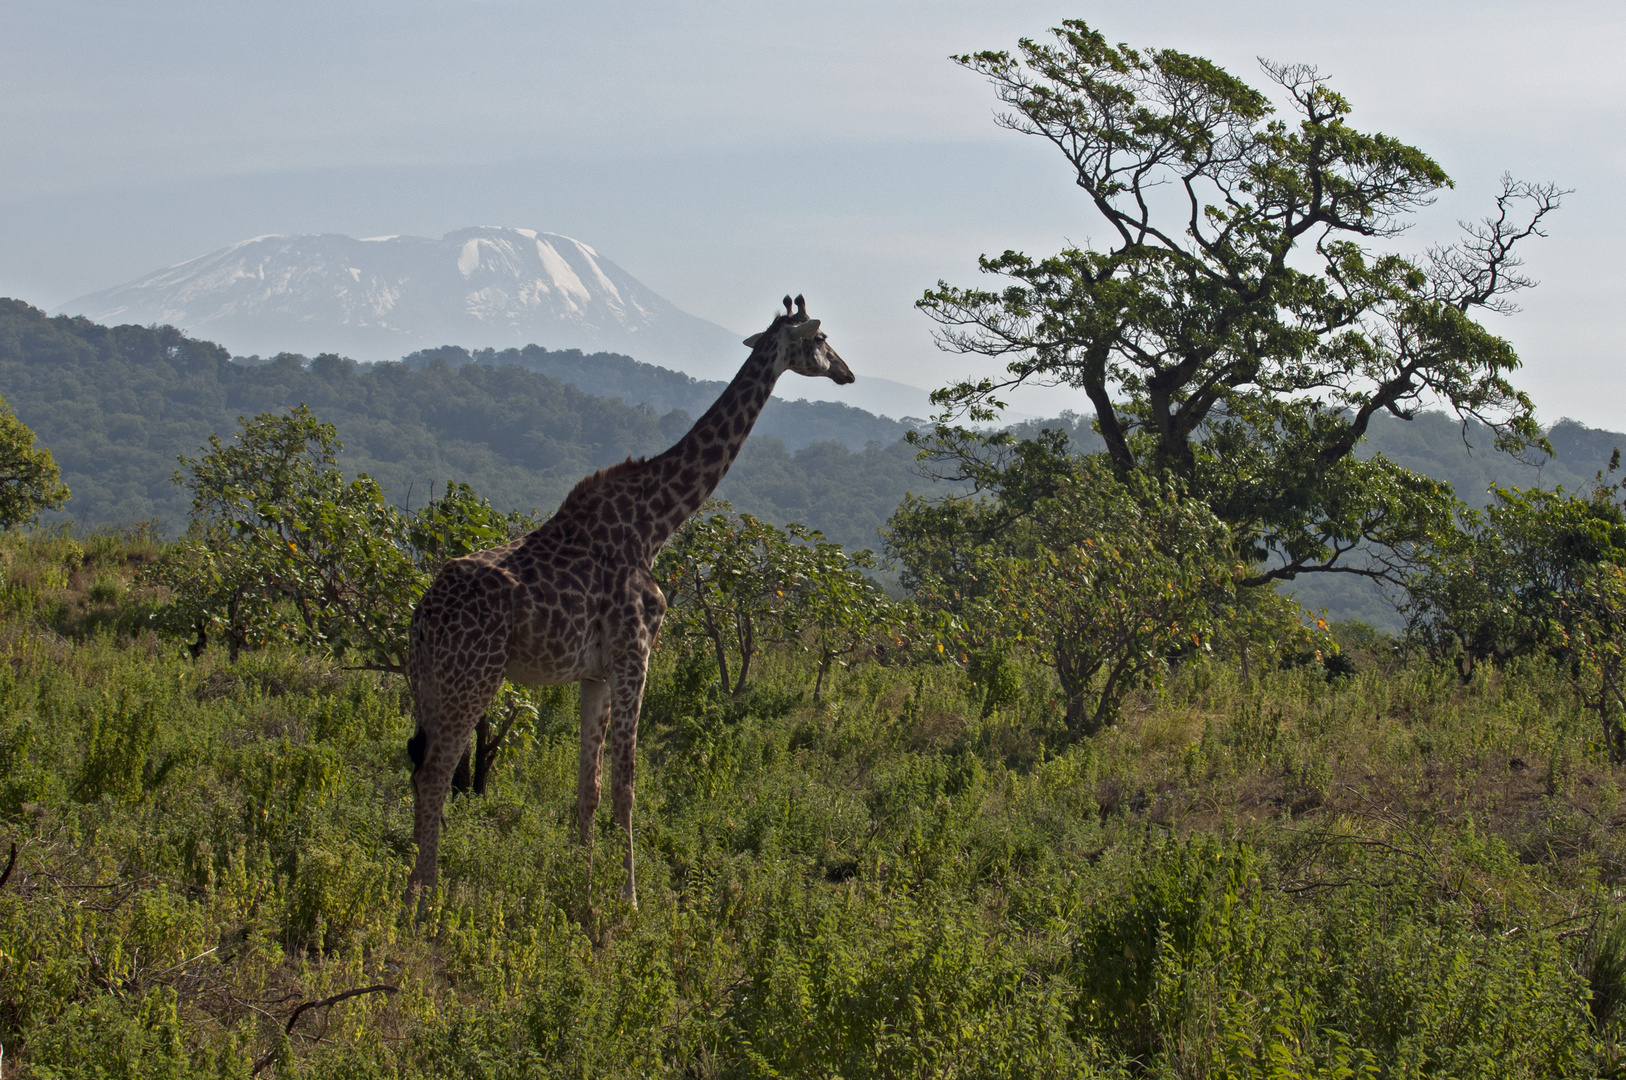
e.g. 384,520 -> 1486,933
60,227 -> 747,379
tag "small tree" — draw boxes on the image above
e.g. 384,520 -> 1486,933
1208,584 -> 1339,682
160,405 -> 423,670
1406,475 -> 1626,680
1568,563 -> 1626,764
787,538 -> 894,702
0,395 -> 69,529
406,479 -> 535,577
656,503 -> 809,696
890,453 -> 1234,737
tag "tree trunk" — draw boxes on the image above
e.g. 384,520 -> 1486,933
225,591 -> 245,662
1090,658 -> 1134,736
451,738 -> 473,795
704,610 -> 730,692
188,619 -> 209,660
468,699 -> 526,795
472,715 -> 494,795
1600,664 -> 1626,766
1056,650 -> 1102,742
732,609 -> 754,696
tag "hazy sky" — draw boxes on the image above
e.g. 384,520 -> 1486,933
2,1 -> 1621,425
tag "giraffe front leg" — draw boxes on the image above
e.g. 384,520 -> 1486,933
608,657 -> 649,909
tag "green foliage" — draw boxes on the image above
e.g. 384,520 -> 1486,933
782,532 -> 895,702
0,530 -> 1621,1075
890,450 -> 1236,736
1407,478 -> 1626,680
657,504 -> 805,695
404,479 -> 533,575
0,392 -> 68,530
402,341 -> 915,451
154,406 -> 426,671
1211,584 -> 1342,679
918,19 -> 1560,588
657,503 -> 895,699
728,881 -> 1090,1077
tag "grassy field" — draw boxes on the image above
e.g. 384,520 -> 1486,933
1,529 -> 1623,1078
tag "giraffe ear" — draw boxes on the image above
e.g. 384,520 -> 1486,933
742,332 -> 764,348
795,319 -> 821,339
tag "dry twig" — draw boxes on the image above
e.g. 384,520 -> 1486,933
250,984 -> 399,1076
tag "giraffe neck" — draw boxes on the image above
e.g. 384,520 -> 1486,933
642,345 -> 787,548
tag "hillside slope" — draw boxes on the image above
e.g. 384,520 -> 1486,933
397,343 -> 914,449
0,300 -> 933,551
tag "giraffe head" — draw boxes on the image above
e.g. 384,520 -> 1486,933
742,294 -> 854,385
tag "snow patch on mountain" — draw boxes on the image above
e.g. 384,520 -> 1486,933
59,226 -> 748,379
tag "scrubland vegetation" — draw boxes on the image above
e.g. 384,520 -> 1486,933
1,524 -> 1625,1078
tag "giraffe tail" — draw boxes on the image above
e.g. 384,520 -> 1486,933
406,727 -> 427,775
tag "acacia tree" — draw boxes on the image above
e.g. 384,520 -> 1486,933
0,396 -> 68,529
789,539 -> 894,702
918,21 -> 1561,586
889,451 -> 1234,736
657,504 -> 809,695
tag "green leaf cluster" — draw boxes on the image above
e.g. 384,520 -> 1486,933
0,393 -> 67,530
1407,479 -> 1626,675
656,503 -> 896,701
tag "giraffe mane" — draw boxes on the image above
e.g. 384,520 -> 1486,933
558,456 -> 646,509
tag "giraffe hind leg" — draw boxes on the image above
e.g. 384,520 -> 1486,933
406,572 -> 512,906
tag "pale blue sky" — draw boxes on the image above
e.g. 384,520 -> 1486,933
2,1 -> 1621,425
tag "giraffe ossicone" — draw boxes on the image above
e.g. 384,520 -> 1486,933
405,294 -> 854,909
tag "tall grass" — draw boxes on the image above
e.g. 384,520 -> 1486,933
0,530 -> 1619,1077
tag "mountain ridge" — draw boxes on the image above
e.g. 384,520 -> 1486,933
58,225 -> 939,417
59,226 -> 748,378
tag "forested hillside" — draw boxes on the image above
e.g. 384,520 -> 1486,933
0,300 -> 930,552
398,343 -> 916,448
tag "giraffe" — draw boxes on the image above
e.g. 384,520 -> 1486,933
405,295 -> 853,908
